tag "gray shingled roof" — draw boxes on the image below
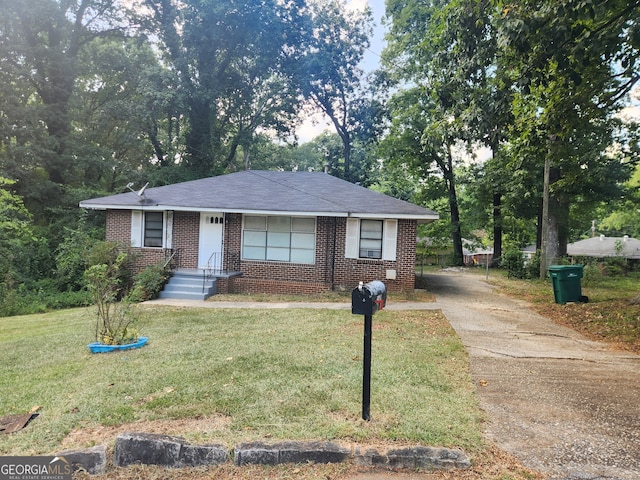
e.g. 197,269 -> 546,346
79,170 -> 439,222
567,235 -> 640,259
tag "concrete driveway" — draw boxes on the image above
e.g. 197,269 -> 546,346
423,270 -> 640,480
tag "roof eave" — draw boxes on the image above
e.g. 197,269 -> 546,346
79,202 -> 439,222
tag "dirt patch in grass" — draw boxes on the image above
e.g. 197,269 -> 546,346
533,300 -> 640,354
60,415 -> 233,450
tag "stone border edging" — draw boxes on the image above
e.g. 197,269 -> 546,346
57,432 -> 471,475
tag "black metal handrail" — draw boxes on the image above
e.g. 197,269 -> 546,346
202,251 -> 221,293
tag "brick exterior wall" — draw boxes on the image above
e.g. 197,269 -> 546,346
331,218 -> 416,293
105,209 -> 168,272
104,210 -> 418,295
172,211 -> 199,269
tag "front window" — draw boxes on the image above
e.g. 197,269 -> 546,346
359,220 -> 383,259
144,212 -> 164,247
242,215 -> 315,264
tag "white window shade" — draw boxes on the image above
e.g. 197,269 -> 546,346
131,211 -> 143,247
242,215 -> 316,264
382,219 -> 398,261
345,218 -> 359,259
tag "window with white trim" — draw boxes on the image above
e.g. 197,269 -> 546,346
131,211 -> 172,248
242,215 -> 316,264
144,212 -> 164,247
345,218 -> 397,261
359,220 -> 383,259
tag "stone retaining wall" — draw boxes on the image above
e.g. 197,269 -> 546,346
58,432 -> 471,475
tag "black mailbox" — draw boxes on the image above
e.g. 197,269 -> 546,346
352,280 -> 386,315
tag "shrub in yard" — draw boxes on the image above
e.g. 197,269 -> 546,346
84,244 -> 138,345
55,220 -> 103,291
126,262 -> 170,302
501,247 -> 526,279
524,250 -> 541,279
601,256 -> 631,276
581,263 -> 603,287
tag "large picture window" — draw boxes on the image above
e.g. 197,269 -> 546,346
242,215 -> 315,264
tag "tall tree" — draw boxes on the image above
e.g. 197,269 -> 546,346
296,0 -> 374,183
496,0 -> 640,276
73,36 -> 181,191
382,0 -> 503,264
138,0 -> 308,177
380,88 -> 466,265
0,0 -> 127,214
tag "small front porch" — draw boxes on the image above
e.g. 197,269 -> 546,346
158,268 -> 244,301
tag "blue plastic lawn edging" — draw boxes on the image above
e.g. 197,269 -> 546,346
87,336 -> 148,354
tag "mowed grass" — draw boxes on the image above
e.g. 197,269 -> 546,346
0,305 -> 482,456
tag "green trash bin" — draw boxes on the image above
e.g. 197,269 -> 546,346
548,265 -> 588,304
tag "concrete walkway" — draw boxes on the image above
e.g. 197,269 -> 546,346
144,298 -> 439,311
145,271 -> 640,480
423,270 -> 640,480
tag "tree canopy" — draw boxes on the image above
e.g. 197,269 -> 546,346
1,0 -> 639,313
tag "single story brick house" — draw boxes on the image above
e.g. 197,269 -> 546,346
80,170 -> 439,295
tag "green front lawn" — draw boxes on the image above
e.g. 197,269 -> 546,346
0,305 -> 482,456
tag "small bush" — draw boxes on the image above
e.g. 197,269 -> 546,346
55,224 -> 102,291
501,247 -> 526,279
127,263 -> 170,302
581,263 -> 603,287
85,245 -> 138,345
525,251 -> 541,279
40,289 -> 93,309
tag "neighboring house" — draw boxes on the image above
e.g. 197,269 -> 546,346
521,244 -> 537,263
567,235 -> 640,260
462,239 -> 493,266
80,170 -> 439,296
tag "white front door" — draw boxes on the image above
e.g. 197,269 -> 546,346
198,212 -> 224,271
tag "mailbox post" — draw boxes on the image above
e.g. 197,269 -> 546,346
352,280 -> 386,421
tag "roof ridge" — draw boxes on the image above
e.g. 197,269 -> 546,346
248,170 -> 350,212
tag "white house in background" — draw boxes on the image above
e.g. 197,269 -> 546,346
567,235 -> 640,260
521,244 -> 538,263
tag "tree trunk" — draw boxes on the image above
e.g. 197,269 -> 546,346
445,144 -> 464,266
540,146 -> 561,278
558,193 -> 570,257
492,192 -> 503,266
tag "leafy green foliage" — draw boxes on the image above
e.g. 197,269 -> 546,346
54,215 -> 104,291
295,0 -> 374,184
500,247 -> 526,279
126,263 -> 171,303
139,0 -> 310,177
84,243 -> 137,345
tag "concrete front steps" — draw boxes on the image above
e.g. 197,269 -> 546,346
158,269 -> 216,301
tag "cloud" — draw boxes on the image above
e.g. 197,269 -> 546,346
296,113 -> 334,143
346,0 -> 369,12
